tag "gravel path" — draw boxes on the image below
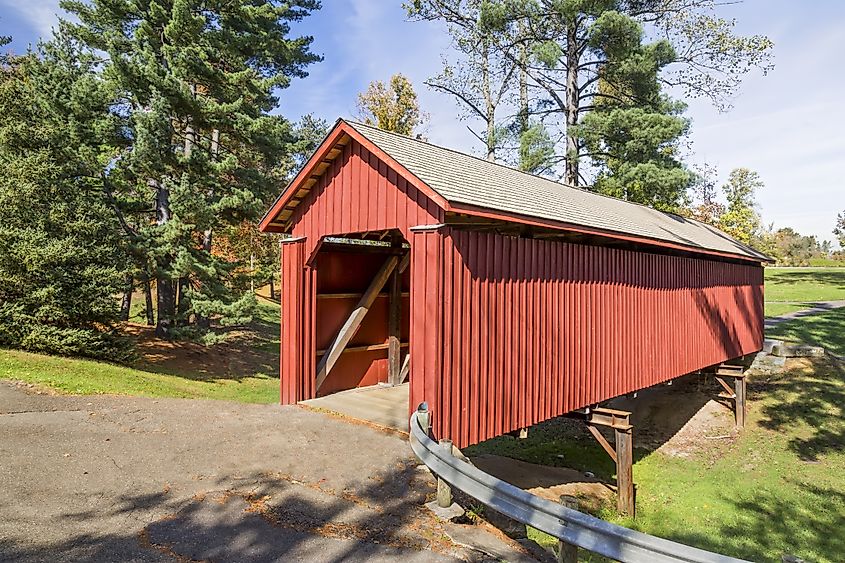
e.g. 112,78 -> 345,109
764,300 -> 845,330
0,383 -> 530,562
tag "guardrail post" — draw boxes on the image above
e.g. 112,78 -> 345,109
557,495 -> 578,563
417,402 -> 430,436
437,438 -> 453,508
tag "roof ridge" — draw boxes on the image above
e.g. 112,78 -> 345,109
339,119 -> 766,261
344,119 -> 732,235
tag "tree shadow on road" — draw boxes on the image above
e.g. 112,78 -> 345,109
0,463 -> 462,562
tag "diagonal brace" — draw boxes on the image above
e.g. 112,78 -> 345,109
316,252 -> 409,390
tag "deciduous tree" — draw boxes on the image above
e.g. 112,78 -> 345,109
719,168 -> 762,245
687,163 -> 724,225
409,0 -> 772,193
356,74 -> 427,138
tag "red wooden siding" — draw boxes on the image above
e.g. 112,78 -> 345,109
287,140 -> 443,259
280,237 -> 313,404
272,132 -> 765,450
428,229 -> 763,447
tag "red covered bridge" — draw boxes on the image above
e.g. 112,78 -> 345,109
259,119 -> 766,450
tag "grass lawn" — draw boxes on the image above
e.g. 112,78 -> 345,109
0,348 -> 279,402
763,267 -> 845,318
767,308 -> 845,358
764,267 -> 845,303
0,296 -> 282,403
467,357 -> 845,562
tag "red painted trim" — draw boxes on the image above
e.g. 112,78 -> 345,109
259,124 -> 348,232
343,123 -> 451,212
448,201 -> 766,264
259,120 -> 450,232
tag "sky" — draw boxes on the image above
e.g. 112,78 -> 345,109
1,0 -> 843,246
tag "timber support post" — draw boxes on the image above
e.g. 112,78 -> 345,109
387,237 -> 403,385
615,427 -> 634,517
570,406 -> 635,517
714,362 -> 747,428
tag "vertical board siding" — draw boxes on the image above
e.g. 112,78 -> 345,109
280,238 -> 308,405
432,229 -> 764,447
277,142 -> 765,448
287,140 -> 443,260
409,229 -> 443,427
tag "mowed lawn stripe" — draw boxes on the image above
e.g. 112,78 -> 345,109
0,349 -> 279,403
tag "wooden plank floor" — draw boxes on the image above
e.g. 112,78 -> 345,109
301,383 -> 410,431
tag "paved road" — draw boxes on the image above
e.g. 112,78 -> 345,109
764,300 -> 845,330
0,383 -> 502,562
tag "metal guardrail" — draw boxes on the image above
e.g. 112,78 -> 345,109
409,404 -> 749,563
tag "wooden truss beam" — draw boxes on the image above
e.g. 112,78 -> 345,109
713,362 -> 747,428
315,252 -> 410,390
570,406 -> 635,517
399,353 -> 410,384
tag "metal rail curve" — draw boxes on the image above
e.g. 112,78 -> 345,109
409,405 -> 748,563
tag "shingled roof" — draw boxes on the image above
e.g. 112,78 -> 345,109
345,121 -> 767,261
261,119 -> 768,262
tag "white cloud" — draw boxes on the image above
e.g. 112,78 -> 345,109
1,0 -> 61,39
683,13 -> 845,244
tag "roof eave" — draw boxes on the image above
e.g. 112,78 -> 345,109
259,119 -> 450,233
448,201 -> 768,264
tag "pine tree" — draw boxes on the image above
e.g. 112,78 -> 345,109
0,38 -> 130,359
60,0 -> 321,338
410,0 -> 773,190
579,30 -> 692,211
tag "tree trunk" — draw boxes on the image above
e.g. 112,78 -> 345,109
517,21 -> 529,136
154,182 -> 175,338
119,274 -> 133,321
156,277 -> 175,338
482,38 -> 495,161
177,277 -> 192,325
184,84 -> 195,157
195,128 -> 219,331
269,275 -> 275,301
564,20 -> 580,187
143,274 -> 155,326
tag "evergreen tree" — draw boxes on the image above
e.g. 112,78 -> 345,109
579,23 -> 692,211
60,0 -> 321,338
410,0 -> 773,191
0,39 -> 129,360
